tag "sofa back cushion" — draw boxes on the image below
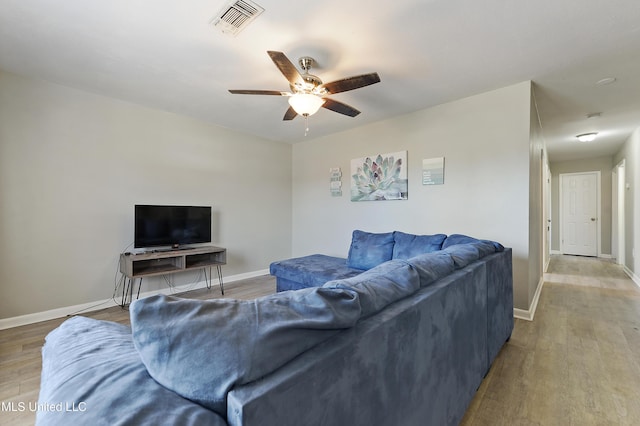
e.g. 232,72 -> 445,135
347,230 -> 395,270
470,241 -> 498,257
392,231 -> 446,259
324,259 -> 420,317
406,251 -> 455,287
442,234 -> 504,252
130,287 -> 361,416
442,244 -> 481,268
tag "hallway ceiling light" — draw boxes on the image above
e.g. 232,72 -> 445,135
576,132 -> 598,142
595,77 -> 617,85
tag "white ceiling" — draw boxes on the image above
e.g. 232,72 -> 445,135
1,0 -> 639,161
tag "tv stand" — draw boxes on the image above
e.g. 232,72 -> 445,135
151,246 -> 195,253
119,245 -> 226,306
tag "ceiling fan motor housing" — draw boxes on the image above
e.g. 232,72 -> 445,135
290,56 -> 326,95
292,75 -> 325,94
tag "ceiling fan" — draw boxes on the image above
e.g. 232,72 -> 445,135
229,51 -> 381,123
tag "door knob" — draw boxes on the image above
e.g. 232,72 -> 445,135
591,218 -> 596,221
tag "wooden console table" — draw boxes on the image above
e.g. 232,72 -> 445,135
119,245 -> 226,306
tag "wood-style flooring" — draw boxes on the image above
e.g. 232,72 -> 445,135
0,275 -> 276,426
462,255 -> 640,425
1,255 -> 639,425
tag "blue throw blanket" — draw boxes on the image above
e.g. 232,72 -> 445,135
37,317 -> 225,426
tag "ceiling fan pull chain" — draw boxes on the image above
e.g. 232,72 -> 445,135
304,114 -> 310,136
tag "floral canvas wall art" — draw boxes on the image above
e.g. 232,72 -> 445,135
350,151 -> 408,201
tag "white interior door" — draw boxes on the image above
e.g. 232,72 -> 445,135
561,172 -> 598,256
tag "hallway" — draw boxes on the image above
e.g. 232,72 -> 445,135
545,255 -> 637,291
463,255 -> 640,425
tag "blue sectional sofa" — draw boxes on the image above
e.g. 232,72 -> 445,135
37,230 -> 513,426
270,230 -> 449,291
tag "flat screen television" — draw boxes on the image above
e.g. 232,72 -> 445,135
134,205 -> 212,249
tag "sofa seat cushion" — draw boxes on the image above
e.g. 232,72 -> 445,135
392,231 -> 447,259
130,287 -> 361,416
323,259 -> 420,317
347,230 -> 395,270
270,254 -> 363,289
37,316 -> 225,426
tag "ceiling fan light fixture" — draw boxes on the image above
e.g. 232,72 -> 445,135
576,132 -> 598,142
288,93 -> 325,116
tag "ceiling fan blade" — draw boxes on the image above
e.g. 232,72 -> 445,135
322,98 -> 361,117
228,89 -> 288,95
321,73 -> 381,94
267,51 -> 304,86
283,106 -> 297,121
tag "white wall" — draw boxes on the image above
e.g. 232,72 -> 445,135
0,73 -> 544,319
528,87 -> 545,306
614,127 -> 639,277
292,82 -> 534,310
0,71 -> 292,319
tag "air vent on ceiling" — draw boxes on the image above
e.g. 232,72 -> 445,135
210,0 -> 265,36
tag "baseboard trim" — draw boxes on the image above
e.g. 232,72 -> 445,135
623,266 -> 640,289
513,276 -> 544,321
550,250 -> 612,259
0,269 -> 270,330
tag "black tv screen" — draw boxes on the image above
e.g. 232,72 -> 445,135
134,205 -> 212,249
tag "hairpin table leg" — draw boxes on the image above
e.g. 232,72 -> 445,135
136,278 -> 143,300
217,265 -> 224,295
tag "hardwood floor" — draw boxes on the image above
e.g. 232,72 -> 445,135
1,256 -> 639,425
0,275 -> 276,426
462,255 -> 640,425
